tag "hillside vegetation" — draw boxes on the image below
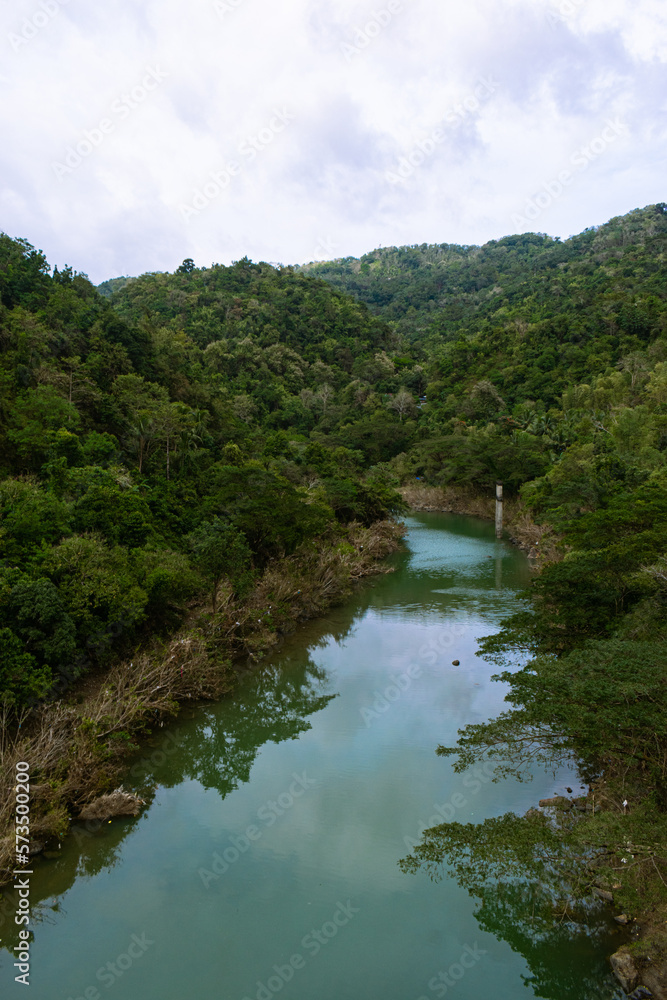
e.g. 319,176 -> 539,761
1,205 -> 667,974
296,204 -> 667,977
0,242 -> 407,711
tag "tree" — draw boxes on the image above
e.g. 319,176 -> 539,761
6,387 -> 80,470
0,628 -> 51,707
177,258 -> 196,273
0,478 -> 71,561
5,575 -> 78,679
232,394 -> 257,424
201,466 -> 332,565
189,519 -> 252,612
129,416 -> 155,474
154,401 -> 187,480
42,534 -> 148,651
112,374 -> 170,473
314,383 -> 335,417
0,234 -> 50,309
72,477 -> 152,547
465,380 -> 505,420
386,389 -> 415,422
36,355 -> 101,409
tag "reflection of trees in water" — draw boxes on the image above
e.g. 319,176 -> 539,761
401,826 -> 621,1000
0,654 -> 336,957
166,658 -> 336,797
0,811 -> 151,956
472,883 -> 620,1000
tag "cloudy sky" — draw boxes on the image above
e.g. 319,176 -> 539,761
1,0 -> 665,282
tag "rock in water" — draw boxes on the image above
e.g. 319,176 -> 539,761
539,796 -> 573,810
79,789 -> 145,822
610,947 -> 640,993
452,660 -> 460,666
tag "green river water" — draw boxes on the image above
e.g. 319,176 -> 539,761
0,513 -> 624,999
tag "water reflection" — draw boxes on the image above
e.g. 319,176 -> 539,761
473,884 -> 623,1000
157,660 -> 336,797
0,513 -> 621,1000
0,653 -> 338,957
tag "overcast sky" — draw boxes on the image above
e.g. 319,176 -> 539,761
1,0 -> 665,282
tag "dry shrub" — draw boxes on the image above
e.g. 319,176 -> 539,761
0,704 -> 83,881
86,633 -> 234,738
0,632 -> 235,882
78,789 -> 144,821
347,520 -> 406,571
255,520 -> 403,616
504,501 -> 561,564
203,520 -> 405,660
251,568 -> 295,607
400,484 -> 494,518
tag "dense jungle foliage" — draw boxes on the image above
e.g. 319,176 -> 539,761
2,203 -> 667,936
0,242 -> 407,709
299,204 -> 667,933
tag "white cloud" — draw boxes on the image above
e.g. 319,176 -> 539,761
0,0 -> 665,281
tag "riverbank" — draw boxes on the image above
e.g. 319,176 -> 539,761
400,488 -> 667,996
399,483 -> 561,566
0,519 -> 404,889
3,507 -> 620,999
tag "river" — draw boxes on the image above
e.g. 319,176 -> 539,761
0,513 -> 624,999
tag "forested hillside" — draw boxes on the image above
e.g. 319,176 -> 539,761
295,204 -> 667,956
3,205 -> 666,711
0,239 -> 406,711
302,203 -> 667,359
2,204 -> 667,952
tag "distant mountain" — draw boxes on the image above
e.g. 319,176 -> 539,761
299,203 -> 667,405
96,275 -> 135,298
300,203 -> 667,335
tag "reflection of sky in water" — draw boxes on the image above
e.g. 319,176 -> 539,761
0,513 -> 616,1000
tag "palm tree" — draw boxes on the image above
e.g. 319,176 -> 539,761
129,416 -> 155,474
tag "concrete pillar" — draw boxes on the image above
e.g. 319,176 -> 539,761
495,481 -> 503,539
